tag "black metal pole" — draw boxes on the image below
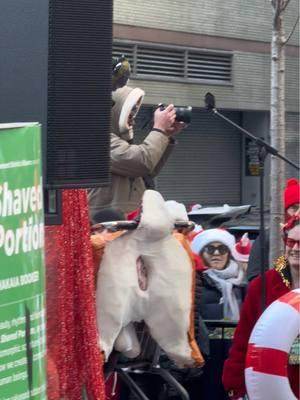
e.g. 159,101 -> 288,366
212,109 -> 299,171
258,146 -> 267,311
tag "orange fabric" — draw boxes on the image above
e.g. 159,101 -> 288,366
173,232 -> 205,367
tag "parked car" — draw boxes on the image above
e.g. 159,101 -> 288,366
188,204 -> 260,240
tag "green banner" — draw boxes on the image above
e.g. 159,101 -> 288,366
0,124 -> 46,399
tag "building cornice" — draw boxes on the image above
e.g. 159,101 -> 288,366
113,24 -> 299,57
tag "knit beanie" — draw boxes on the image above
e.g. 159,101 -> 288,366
284,178 -> 300,210
231,232 -> 252,262
191,228 -> 235,255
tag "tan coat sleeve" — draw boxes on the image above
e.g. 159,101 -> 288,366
110,131 -> 174,177
150,137 -> 176,178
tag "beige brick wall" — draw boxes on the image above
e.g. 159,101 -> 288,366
113,0 -> 299,46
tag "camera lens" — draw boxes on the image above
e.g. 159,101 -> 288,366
175,106 -> 192,124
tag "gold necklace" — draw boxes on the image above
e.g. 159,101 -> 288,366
274,255 -> 291,289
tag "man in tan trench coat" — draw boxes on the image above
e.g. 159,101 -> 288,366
88,85 -> 185,223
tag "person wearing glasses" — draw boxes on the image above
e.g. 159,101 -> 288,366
223,214 -> 300,400
88,85 -> 185,224
189,229 -> 246,400
247,177 -> 300,282
191,228 -> 246,322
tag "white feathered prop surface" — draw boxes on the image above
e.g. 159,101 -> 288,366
96,190 -> 204,368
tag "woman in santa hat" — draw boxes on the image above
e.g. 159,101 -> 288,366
190,229 -> 247,400
191,228 -> 247,322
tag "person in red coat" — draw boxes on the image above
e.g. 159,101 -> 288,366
222,215 -> 300,399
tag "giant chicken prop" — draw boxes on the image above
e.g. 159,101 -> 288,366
95,190 -> 204,368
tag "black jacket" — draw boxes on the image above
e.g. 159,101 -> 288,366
195,271 -> 224,320
247,228 -> 269,282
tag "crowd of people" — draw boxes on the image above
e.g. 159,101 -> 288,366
89,79 -> 299,400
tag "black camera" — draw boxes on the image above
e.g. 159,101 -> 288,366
158,103 -> 192,124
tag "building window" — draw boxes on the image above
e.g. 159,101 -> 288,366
113,40 -> 232,85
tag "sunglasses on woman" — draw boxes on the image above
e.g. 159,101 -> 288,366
286,238 -> 300,248
203,244 -> 229,255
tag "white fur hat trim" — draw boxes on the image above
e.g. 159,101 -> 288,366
119,87 -> 145,133
231,232 -> 252,262
191,228 -> 235,255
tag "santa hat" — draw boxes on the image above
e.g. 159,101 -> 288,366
127,208 -> 141,221
284,178 -> 300,210
231,233 -> 252,263
188,203 -> 202,212
188,224 -> 203,241
191,228 -> 235,255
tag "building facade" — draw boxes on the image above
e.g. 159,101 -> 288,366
112,0 -> 299,208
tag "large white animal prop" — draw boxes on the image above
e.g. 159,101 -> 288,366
95,190 -> 204,368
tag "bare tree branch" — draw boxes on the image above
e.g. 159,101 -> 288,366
283,14 -> 299,44
272,0 -> 293,28
282,0 -> 292,11
273,0 -> 282,24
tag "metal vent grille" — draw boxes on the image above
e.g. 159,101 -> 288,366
188,52 -> 231,81
136,46 -> 185,78
113,41 -> 232,84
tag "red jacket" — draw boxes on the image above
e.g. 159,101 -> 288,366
223,268 -> 299,399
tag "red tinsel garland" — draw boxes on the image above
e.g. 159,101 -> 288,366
45,189 -> 106,399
